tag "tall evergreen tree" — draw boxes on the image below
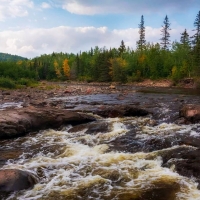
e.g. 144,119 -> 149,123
160,15 -> 171,50
179,29 -> 192,77
118,40 -> 126,56
137,15 -> 146,51
192,11 -> 200,73
192,11 -> 200,45
180,29 -> 191,47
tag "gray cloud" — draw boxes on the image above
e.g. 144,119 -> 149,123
57,0 -> 199,15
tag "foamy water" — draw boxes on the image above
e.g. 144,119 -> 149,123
1,117 -> 200,200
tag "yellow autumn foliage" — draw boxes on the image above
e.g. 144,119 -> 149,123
63,59 -> 70,78
17,60 -> 23,65
54,60 -> 61,78
138,54 -> 146,64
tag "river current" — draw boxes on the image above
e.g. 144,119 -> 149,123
1,87 -> 200,200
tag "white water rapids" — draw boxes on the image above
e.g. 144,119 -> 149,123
1,116 -> 200,200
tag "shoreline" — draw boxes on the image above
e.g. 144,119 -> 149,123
0,79 -> 198,109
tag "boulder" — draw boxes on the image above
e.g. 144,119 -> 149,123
161,148 -> 200,189
0,107 -> 96,139
0,169 -> 38,192
179,104 -> 200,123
95,105 -> 149,118
68,121 -> 110,135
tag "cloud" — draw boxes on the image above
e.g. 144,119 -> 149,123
0,25 -> 188,58
58,0 -> 199,15
41,2 -> 51,9
0,0 -> 34,21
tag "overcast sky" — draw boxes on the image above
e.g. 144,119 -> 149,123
0,0 -> 199,58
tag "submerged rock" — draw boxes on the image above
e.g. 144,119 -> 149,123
0,107 -> 96,139
69,121 -> 110,135
0,169 -> 38,192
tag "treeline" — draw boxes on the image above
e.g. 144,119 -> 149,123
0,11 -> 200,88
0,53 -> 27,62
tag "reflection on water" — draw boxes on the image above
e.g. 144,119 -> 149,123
0,102 -> 22,110
1,117 -> 200,200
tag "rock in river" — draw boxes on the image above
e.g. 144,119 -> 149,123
180,104 -> 200,123
0,107 -> 96,139
95,105 -> 149,118
0,169 -> 38,192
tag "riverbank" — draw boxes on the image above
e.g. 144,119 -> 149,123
0,79 -> 196,108
1,80 -> 200,199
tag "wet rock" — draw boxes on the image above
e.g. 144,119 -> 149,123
0,169 -> 38,192
30,100 -> 48,107
69,121 -> 110,135
180,104 -> 200,123
161,147 -> 200,189
0,150 -> 22,162
2,91 -> 10,95
109,128 -> 200,153
64,90 -> 72,94
139,183 -> 179,200
96,105 -> 149,118
0,107 -> 96,139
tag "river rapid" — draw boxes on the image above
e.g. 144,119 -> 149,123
1,86 -> 200,200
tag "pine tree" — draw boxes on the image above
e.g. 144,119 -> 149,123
180,29 -> 191,47
179,29 -> 192,77
118,40 -> 126,56
160,15 -> 171,50
192,11 -> 200,45
192,11 -> 200,73
137,15 -> 146,51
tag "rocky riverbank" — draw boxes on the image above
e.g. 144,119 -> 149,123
1,81 -> 200,196
0,79 -> 191,109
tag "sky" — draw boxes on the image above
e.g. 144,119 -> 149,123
0,0 -> 199,58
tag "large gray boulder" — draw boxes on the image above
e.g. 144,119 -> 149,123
0,107 -> 96,139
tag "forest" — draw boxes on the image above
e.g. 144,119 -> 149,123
0,11 -> 200,88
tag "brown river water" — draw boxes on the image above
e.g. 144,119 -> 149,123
1,86 -> 200,200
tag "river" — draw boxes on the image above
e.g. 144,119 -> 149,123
1,86 -> 200,200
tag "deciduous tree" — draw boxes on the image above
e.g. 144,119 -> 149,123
63,59 -> 70,79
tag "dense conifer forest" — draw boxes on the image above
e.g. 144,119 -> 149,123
0,11 -> 200,88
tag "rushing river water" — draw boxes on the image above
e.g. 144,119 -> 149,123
1,87 -> 200,200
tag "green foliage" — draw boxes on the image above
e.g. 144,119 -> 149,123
16,78 -> 37,87
0,77 -> 16,89
0,53 -> 27,62
0,11 -> 200,84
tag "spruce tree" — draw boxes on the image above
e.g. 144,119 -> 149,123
180,29 -> 191,47
192,11 -> 200,73
160,15 -> 171,50
137,15 -> 146,51
192,11 -> 200,45
118,40 -> 126,56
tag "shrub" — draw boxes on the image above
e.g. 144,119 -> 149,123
0,77 -> 16,89
16,78 -> 38,87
